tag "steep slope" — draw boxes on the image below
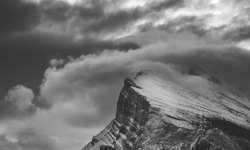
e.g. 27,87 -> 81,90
82,70 -> 250,150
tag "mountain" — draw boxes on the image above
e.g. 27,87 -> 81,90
82,69 -> 250,150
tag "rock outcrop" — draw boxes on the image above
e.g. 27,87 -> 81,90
82,70 -> 250,150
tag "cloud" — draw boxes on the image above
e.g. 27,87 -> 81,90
2,1 -> 250,149
0,31 -> 140,99
0,0 -> 40,35
38,31 -> 250,129
0,130 -> 58,150
224,25 -> 250,41
41,0 -> 111,22
149,0 -> 184,11
2,29 -> 250,149
84,8 -> 143,34
50,58 -> 65,67
1,0 -> 249,41
41,0 -> 71,22
2,0 -> 250,149
36,0 -> 187,39
5,85 -> 35,112
14,130 -> 58,150
0,85 -> 36,120
73,0 -> 105,20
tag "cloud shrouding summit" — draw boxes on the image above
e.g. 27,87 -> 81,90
39,31 -> 250,133
1,0 -> 250,150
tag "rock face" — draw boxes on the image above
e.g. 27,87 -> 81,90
82,70 -> 250,150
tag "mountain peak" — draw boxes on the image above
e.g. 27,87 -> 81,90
82,71 -> 250,150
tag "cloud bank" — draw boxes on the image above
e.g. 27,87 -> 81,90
1,29 -> 250,149
1,0 -> 250,150
0,131 -> 58,150
39,31 -> 250,130
2,0 -> 250,43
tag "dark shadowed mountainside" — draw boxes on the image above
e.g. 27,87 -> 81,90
82,69 -> 250,150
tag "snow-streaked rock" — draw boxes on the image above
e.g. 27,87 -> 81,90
133,70 -> 250,130
82,70 -> 250,150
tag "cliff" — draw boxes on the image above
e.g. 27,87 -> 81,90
82,70 -> 250,150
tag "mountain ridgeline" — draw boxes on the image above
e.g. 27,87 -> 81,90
82,68 -> 250,150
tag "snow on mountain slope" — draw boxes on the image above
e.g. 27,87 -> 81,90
133,70 -> 250,130
82,69 -> 250,150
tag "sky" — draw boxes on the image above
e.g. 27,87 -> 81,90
1,0 -> 250,150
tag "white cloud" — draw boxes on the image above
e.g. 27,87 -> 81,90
237,40 -> 250,51
3,1 -> 250,150
33,0 -> 250,41
5,85 -> 35,112
39,32 -> 231,129
49,58 -> 65,67
2,30 -> 250,150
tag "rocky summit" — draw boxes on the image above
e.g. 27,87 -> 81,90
82,69 -> 250,150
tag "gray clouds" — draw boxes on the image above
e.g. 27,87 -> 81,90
34,0 -> 250,42
224,25 -> 250,41
0,0 -> 40,35
0,85 -> 36,120
149,0 -> 184,11
5,85 -> 35,112
83,8 -> 143,33
41,0 -> 72,22
1,30 -> 250,150
1,0 -> 250,42
39,31 -> 250,130
0,31 -> 139,100
0,130 -> 58,150
2,0 -> 250,149
36,0 -> 186,39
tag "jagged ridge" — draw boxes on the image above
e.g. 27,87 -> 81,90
82,70 -> 250,150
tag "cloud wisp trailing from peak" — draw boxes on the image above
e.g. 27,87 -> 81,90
1,30 -> 250,150
2,1 -> 250,150
39,32 -> 250,131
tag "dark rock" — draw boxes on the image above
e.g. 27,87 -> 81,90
100,145 -> 115,150
82,71 -> 250,150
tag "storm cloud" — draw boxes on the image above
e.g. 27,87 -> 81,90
0,32 -> 139,99
0,0 -> 40,35
35,0 -> 187,39
1,0 -> 250,150
39,31 -> 250,130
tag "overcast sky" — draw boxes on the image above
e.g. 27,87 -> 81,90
1,0 -> 250,150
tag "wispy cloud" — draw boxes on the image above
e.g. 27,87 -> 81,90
1,1 -> 250,150
1,29 -> 250,150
